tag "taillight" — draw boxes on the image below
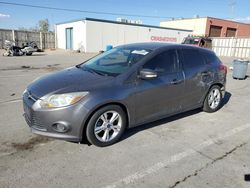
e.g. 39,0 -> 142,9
219,64 -> 227,74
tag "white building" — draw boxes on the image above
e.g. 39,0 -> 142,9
55,18 -> 192,53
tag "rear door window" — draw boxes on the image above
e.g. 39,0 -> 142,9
143,49 -> 179,75
182,49 -> 205,69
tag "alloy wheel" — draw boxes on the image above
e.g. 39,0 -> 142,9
208,88 -> 221,109
94,111 -> 122,142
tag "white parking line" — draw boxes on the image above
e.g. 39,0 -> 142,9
105,123 -> 250,188
0,99 -> 22,104
0,152 -> 15,158
0,74 -> 43,78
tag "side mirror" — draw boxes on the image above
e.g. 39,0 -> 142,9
139,69 -> 157,80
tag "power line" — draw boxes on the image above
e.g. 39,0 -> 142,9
0,1 -> 174,19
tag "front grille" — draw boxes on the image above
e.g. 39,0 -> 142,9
23,100 -> 47,131
23,101 -> 32,125
32,112 -> 46,131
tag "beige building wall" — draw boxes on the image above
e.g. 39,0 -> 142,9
56,20 -> 86,51
85,20 -> 191,52
160,18 -> 208,36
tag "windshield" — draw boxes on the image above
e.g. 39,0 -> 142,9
183,38 -> 200,45
80,47 -> 151,76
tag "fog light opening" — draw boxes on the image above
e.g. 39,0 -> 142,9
52,122 -> 69,133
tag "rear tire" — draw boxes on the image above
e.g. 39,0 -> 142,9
86,105 -> 127,147
203,85 -> 222,113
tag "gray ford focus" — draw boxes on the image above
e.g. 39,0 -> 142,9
23,43 -> 227,147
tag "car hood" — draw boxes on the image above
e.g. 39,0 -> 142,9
28,67 -> 114,98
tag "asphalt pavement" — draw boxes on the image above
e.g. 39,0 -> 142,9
0,50 -> 250,188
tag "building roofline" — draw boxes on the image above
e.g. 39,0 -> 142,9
56,17 -> 193,32
160,16 -> 208,23
55,18 -> 86,25
207,16 -> 250,25
161,16 -> 250,25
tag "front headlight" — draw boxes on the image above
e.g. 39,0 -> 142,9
38,92 -> 89,108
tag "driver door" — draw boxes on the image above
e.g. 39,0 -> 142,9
134,49 -> 185,125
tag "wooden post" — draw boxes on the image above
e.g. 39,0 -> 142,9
40,32 -> 42,49
54,25 -> 57,49
12,29 -> 15,42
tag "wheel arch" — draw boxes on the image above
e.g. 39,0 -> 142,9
212,82 -> 224,89
204,82 -> 224,98
202,82 -> 224,103
80,102 -> 130,141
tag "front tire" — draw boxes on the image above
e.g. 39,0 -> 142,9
86,105 -> 127,147
203,85 -> 222,113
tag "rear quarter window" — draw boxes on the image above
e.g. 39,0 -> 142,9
181,49 -> 205,69
203,51 -> 221,65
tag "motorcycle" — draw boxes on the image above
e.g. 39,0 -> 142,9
3,40 -> 37,56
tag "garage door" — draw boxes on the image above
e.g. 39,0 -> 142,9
226,28 -> 237,37
209,25 -> 222,37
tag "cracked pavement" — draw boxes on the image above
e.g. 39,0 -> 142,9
169,142 -> 248,188
0,52 -> 250,188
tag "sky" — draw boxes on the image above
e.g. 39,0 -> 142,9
0,0 -> 250,30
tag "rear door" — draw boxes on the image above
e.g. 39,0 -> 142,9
134,49 -> 185,124
180,48 -> 211,110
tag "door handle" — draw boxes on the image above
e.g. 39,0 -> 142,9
171,79 -> 183,85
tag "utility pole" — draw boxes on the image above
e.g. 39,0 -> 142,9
229,0 -> 236,20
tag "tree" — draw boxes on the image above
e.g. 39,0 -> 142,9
17,19 -> 50,32
38,19 -> 49,32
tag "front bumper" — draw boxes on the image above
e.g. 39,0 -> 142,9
23,91 -> 90,142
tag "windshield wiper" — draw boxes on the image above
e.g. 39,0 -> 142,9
75,64 -> 81,68
89,68 -> 107,76
81,65 -> 108,76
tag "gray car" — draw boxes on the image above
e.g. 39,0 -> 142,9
23,43 -> 227,147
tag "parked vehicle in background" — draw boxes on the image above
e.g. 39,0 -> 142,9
23,43 -> 227,147
22,41 -> 40,52
3,40 -> 38,56
182,37 -> 212,48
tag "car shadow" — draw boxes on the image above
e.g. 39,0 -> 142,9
222,91 -> 232,106
79,109 -> 202,146
120,108 -> 202,142
120,91 -> 232,142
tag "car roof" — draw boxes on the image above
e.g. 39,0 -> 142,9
118,42 -> 209,50
117,42 -> 178,50
117,42 -> 215,55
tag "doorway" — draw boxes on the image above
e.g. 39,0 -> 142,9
66,28 -> 73,50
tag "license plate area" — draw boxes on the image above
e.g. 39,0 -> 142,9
23,102 -> 32,121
